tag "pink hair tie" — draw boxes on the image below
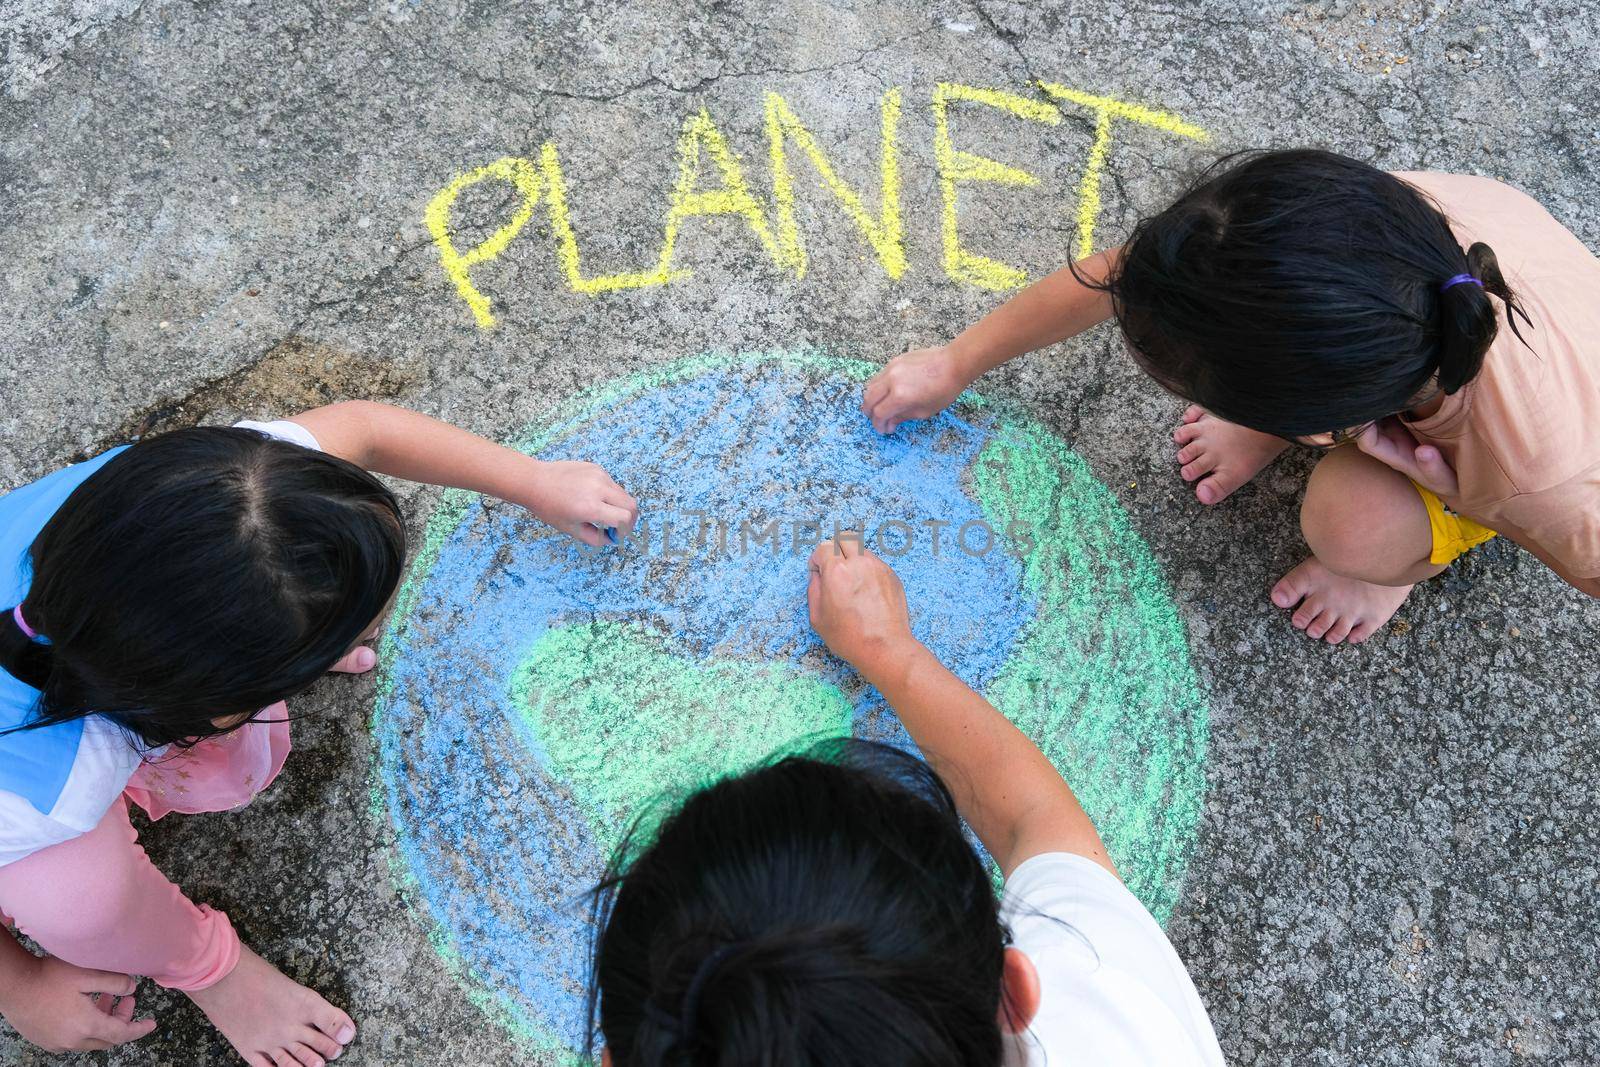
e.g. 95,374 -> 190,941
12,605 -> 37,639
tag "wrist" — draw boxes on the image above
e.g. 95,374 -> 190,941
503,455 -> 556,515
855,635 -> 932,693
941,337 -> 985,386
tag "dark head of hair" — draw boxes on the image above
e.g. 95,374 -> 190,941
1,426 -> 405,748
1089,148 -> 1530,439
589,738 -> 1012,1067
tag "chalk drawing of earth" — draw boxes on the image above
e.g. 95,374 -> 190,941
372,350 -> 1207,1058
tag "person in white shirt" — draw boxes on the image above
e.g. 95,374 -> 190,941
587,536 -> 1225,1067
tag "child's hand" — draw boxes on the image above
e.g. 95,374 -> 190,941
526,461 -> 640,547
1355,417 -> 1460,498
861,346 -> 968,435
0,955 -> 155,1053
807,536 -> 919,682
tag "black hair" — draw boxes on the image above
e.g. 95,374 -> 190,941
588,738 -> 1013,1067
1086,148 -> 1531,439
0,426 -> 405,749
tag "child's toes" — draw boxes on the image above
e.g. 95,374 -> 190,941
1270,564 -> 1313,610
1290,600 -> 1324,630
286,1044 -> 326,1067
1180,404 -> 1207,425
1176,442 -> 1204,465
313,1005 -> 356,1047
1179,456 -> 1218,482
299,1027 -> 343,1061
1173,421 -> 1203,445
1348,620 -> 1379,644
1194,477 -> 1230,505
1323,617 -> 1356,644
1306,611 -> 1337,640
330,647 -> 377,674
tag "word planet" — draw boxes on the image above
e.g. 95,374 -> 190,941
372,351 -> 1208,1058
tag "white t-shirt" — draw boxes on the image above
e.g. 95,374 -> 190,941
1001,853 -> 1225,1067
0,419 -> 322,866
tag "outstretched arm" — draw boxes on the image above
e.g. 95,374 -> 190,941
807,537 -> 1113,879
290,400 -> 638,547
862,249 -> 1119,434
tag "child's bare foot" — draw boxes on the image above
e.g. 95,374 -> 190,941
186,946 -> 354,1066
1270,557 -> 1412,645
1172,405 -> 1290,505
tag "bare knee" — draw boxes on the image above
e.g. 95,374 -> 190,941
1300,447 -> 1431,581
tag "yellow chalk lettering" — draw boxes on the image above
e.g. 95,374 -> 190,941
424,156 -> 543,329
538,141 -> 685,294
1038,84 -> 1209,258
656,108 -> 784,276
932,84 -> 1062,291
765,88 -> 905,279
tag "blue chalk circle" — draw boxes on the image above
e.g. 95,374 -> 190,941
372,350 -> 1208,1059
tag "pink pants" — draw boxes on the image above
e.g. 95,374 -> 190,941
0,706 -> 294,991
0,798 -> 240,989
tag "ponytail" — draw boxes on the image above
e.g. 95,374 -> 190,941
1091,150 -> 1541,439
1434,241 -> 1530,395
0,605 -> 51,692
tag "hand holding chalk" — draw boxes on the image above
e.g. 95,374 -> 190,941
807,535 -> 919,682
861,345 -> 968,435
523,459 -> 639,548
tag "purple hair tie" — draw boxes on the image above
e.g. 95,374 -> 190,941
12,605 -> 37,639
1440,274 -> 1482,292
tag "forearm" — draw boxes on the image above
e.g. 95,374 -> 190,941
0,927 -> 38,1009
291,401 -> 546,510
945,249 -> 1119,384
861,640 -> 1112,878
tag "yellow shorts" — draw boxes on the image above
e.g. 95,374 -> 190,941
1414,483 -> 1496,565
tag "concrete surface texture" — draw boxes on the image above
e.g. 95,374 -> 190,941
2,1 -> 1597,1064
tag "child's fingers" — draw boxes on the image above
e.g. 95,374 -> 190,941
862,373 -> 889,416
110,994 -> 136,1022
572,524 -> 607,547
1412,445 -> 1460,497
601,490 -> 640,528
87,1008 -> 156,1047
828,533 -> 866,560
871,400 -> 904,436
590,503 -> 636,530
809,539 -> 838,573
76,969 -> 139,997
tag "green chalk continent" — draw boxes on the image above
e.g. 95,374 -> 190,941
511,620 -> 854,856
975,422 -> 1208,923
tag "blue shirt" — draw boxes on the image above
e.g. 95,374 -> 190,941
0,448 -> 131,816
